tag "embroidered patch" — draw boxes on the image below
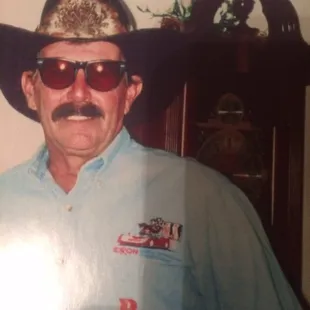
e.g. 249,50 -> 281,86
116,217 -> 183,253
113,246 -> 139,256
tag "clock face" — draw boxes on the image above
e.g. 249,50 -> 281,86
197,128 -> 267,204
197,129 -> 247,174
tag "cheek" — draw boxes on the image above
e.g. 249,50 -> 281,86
34,89 -> 61,116
98,89 -> 127,116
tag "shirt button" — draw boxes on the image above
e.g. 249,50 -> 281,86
65,204 -> 73,212
57,258 -> 65,265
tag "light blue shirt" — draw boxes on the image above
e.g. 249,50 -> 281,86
0,128 -> 301,310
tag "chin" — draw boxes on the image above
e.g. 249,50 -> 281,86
64,145 -> 99,157
63,133 -> 99,148
59,137 -> 99,154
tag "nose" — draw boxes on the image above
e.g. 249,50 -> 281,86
66,69 -> 91,102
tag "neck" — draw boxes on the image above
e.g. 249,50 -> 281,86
48,151 -> 92,193
45,127 -> 123,192
49,153 -> 88,176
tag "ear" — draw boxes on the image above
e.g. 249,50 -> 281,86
21,71 -> 37,111
124,75 -> 143,115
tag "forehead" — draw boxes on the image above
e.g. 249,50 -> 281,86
40,41 -> 123,61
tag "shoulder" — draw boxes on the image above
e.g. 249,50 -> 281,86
129,142 -> 265,228
127,140 -> 233,192
125,140 -> 250,214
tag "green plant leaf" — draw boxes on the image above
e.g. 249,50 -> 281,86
180,3 -> 187,17
171,0 -> 182,17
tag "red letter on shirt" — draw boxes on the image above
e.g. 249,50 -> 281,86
119,298 -> 137,309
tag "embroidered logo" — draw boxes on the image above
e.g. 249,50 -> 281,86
116,217 -> 183,252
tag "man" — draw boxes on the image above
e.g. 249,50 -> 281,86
0,0 -> 302,309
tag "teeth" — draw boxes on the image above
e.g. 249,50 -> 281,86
66,115 -> 91,121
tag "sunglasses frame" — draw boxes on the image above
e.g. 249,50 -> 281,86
36,57 -> 128,92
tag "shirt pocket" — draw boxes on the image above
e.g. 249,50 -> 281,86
138,250 -> 195,310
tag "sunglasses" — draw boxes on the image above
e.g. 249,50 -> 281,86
36,57 -> 127,92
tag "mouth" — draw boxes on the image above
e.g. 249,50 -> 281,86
64,115 -> 97,121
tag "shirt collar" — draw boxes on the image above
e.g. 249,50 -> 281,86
28,127 -> 132,180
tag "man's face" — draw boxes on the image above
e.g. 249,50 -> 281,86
21,41 -> 142,158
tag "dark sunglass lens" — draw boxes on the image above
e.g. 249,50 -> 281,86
39,59 -> 75,89
87,62 -> 124,92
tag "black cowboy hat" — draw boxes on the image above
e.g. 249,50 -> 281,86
0,0 -> 190,126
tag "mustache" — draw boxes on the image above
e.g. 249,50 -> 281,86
51,102 -> 104,122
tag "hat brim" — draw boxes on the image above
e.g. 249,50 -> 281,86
0,24 -> 189,125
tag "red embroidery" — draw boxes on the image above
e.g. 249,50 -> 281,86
113,246 -> 139,255
119,298 -> 137,309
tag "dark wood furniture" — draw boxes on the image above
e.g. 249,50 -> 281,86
128,0 -> 310,306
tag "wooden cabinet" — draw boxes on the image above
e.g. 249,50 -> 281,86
184,65 -> 306,298
127,39 -> 308,303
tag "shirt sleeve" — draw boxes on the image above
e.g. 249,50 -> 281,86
187,170 -> 302,310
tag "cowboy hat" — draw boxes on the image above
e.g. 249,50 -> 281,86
0,0 -> 189,125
